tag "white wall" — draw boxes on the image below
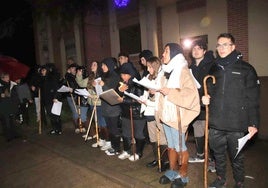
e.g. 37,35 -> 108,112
160,4 -> 180,48
248,0 -> 268,76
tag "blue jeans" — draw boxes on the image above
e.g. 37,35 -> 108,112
163,124 -> 187,152
66,97 -> 78,120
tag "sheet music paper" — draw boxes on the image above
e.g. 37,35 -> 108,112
57,85 -> 72,92
235,133 -> 251,158
51,101 -> 62,116
124,91 -> 141,101
133,77 -> 160,90
75,89 -> 91,98
94,77 -> 103,96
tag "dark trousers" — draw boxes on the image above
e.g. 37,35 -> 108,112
209,128 -> 245,183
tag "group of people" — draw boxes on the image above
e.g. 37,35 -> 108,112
0,33 -> 260,188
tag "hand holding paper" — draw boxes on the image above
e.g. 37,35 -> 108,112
75,89 -> 91,98
57,85 -> 72,92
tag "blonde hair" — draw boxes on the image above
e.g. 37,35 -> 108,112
147,56 -> 161,80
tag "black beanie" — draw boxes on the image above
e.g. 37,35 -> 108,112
165,43 -> 183,60
120,63 -> 136,77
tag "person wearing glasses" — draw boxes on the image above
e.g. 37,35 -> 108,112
202,33 -> 260,188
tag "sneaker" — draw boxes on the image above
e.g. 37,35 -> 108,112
118,151 -> 131,160
80,127 -> 86,133
100,141 -> 111,151
82,134 -> 93,140
128,153 -> 140,161
56,130 -> 62,135
91,139 -> 106,148
209,177 -> 227,188
208,159 -> 216,173
49,130 -> 57,135
106,148 -> 120,156
75,128 -> 80,134
189,154 -> 205,163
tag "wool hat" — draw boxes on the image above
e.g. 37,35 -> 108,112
120,62 -> 136,77
67,63 -> 78,69
139,50 -> 153,61
165,43 -> 183,60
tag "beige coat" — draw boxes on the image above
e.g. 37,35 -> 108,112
157,67 -> 200,133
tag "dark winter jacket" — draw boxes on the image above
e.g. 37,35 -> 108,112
117,79 -> 144,120
64,72 -> 79,98
207,50 -> 260,132
190,50 -> 215,120
101,58 -> 121,117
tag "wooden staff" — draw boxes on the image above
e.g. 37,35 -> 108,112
203,75 -> 216,188
156,125 -> 161,172
38,88 -> 41,134
84,100 -> 95,142
77,96 -> 82,132
93,97 -> 99,146
130,106 -> 136,160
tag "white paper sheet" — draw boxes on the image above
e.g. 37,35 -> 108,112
51,101 -> 62,116
75,89 -> 91,98
132,77 -> 160,90
235,133 -> 251,159
124,91 -> 141,101
57,85 -> 72,92
94,77 -> 103,96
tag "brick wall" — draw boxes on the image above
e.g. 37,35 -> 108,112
227,0 -> 248,61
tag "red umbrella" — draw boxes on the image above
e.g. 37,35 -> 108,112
0,55 -> 30,81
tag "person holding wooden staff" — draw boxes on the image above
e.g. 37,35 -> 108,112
116,62 -> 146,161
157,43 -> 200,188
139,56 -> 169,172
202,33 -> 260,188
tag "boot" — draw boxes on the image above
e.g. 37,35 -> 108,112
146,142 -> 158,168
196,136 -> 205,155
158,145 -> 169,172
159,148 -> 178,184
170,151 -> 189,188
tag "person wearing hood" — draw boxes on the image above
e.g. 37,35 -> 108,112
157,43 -> 200,188
202,33 -> 259,188
188,40 -> 216,172
98,57 -> 122,156
139,49 -> 153,78
116,62 -> 146,162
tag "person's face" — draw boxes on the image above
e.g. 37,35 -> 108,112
118,56 -> 128,65
101,63 -> 108,73
121,73 -> 131,82
41,69 -> 47,76
162,46 -> 171,64
91,61 -> 98,72
192,45 -> 206,60
69,67 -> 76,75
147,63 -> 154,75
216,37 -> 235,58
140,57 -> 147,66
1,75 -> 10,82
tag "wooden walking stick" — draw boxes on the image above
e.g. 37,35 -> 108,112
203,75 -> 216,188
156,125 -> 161,172
84,100 -> 95,142
93,97 -> 99,146
130,106 -> 136,160
77,96 -> 83,132
38,88 -> 41,134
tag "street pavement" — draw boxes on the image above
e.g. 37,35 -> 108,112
0,122 -> 268,188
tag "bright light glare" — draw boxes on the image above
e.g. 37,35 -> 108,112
183,39 -> 192,49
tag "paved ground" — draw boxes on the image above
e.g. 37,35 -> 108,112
0,122 -> 268,188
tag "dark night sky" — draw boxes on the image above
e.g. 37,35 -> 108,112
0,0 -> 36,68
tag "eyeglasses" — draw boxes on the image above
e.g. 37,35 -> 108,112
216,43 -> 233,49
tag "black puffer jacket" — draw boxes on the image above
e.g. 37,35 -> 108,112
190,50 -> 215,120
207,50 -> 260,132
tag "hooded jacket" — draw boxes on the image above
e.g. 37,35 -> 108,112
207,50 -> 260,131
